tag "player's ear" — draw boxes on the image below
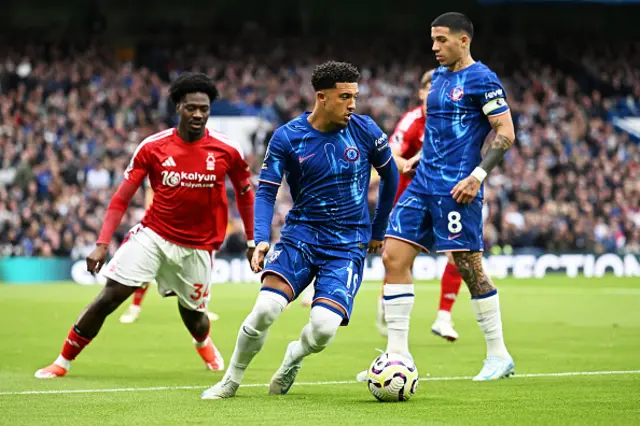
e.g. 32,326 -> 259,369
316,91 -> 326,104
460,34 -> 470,49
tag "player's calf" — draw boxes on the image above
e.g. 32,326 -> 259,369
35,279 -> 136,379
178,303 -> 224,371
452,252 -> 513,376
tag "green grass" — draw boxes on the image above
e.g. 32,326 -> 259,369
1,277 -> 639,425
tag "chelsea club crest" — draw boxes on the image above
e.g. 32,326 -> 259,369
344,146 -> 360,162
449,86 -> 465,101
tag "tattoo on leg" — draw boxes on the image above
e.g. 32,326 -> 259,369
452,252 -> 495,297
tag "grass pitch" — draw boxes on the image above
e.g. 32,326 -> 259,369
1,276 -> 639,425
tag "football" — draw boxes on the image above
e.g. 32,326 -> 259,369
366,352 -> 419,402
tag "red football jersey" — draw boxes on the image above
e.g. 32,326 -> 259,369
389,106 -> 425,204
124,128 -> 251,251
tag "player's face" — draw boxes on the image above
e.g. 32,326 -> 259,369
431,26 -> 465,67
178,92 -> 211,133
321,83 -> 358,127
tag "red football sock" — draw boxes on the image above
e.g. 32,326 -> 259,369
60,327 -> 92,361
439,263 -> 463,313
132,285 -> 149,307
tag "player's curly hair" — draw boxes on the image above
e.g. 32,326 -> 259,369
311,61 -> 360,91
431,12 -> 474,39
169,72 -> 220,105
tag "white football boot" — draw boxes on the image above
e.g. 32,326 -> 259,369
201,376 -> 240,400
472,356 -> 515,381
268,342 -> 303,395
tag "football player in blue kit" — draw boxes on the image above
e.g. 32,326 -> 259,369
374,12 -> 517,381
202,61 -> 399,399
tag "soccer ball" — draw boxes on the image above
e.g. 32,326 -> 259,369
366,352 -> 419,402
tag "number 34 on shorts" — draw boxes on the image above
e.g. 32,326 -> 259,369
386,194 -> 484,253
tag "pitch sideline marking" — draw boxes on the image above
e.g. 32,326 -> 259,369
1,370 -> 639,396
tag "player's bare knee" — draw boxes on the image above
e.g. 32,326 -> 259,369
382,248 -> 409,275
446,252 -> 456,265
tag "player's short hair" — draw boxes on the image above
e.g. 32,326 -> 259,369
311,61 -> 360,91
169,72 -> 220,105
421,70 -> 435,88
431,12 -> 474,39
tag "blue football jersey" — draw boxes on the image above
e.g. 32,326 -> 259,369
414,62 -> 509,199
259,112 -> 392,248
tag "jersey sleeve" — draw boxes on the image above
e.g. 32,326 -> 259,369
123,143 -> 151,186
228,147 -> 252,189
365,117 -> 393,169
258,132 -> 287,186
480,72 -> 510,117
390,118 -> 421,157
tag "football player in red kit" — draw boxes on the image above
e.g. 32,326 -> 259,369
35,72 -> 255,378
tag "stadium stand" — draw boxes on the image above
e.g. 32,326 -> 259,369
0,39 -> 638,259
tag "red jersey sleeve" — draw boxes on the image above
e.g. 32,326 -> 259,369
390,110 -> 422,158
123,143 -> 151,186
228,147 -> 255,241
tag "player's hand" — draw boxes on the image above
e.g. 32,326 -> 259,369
403,155 -> 420,177
368,239 -> 384,254
86,244 -> 108,274
245,246 -> 255,265
251,242 -> 271,273
451,175 -> 481,204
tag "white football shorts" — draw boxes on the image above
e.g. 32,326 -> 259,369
102,225 -> 213,312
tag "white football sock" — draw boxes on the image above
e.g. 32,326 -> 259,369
288,305 -> 343,363
471,291 -> 510,359
54,354 -> 71,371
437,310 -> 452,323
225,291 -> 288,383
383,284 -> 414,356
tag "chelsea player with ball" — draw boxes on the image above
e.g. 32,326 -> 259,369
361,12 -> 516,382
202,61 -> 399,399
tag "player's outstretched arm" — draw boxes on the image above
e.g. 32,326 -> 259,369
370,160 -> 399,253
252,182 -> 278,272
451,111 -> 515,204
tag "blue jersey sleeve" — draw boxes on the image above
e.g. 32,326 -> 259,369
259,132 -> 288,186
479,73 -> 509,117
365,117 -> 393,169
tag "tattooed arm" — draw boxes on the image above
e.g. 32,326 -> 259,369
450,111 -> 516,204
477,111 -> 516,174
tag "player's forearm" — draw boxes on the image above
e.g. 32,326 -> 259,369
97,180 -> 139,245
234,185 -> 255,241
476,132 -> 514,175
371,160 -> 399,240
254,183 -> 278,245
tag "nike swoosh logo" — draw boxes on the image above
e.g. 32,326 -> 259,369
448,234 -> 462,241
298,154 -> 315,163
428,89 -> 436,94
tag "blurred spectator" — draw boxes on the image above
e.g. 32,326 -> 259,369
0,39 -> 638,258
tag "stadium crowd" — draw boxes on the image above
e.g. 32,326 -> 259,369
0,39 -> 638,259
